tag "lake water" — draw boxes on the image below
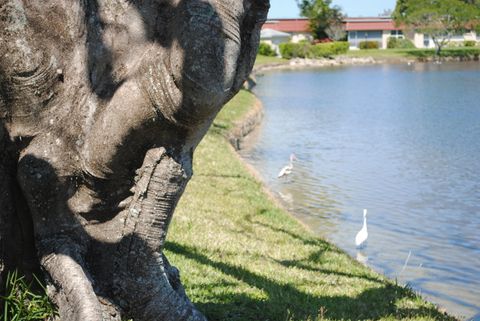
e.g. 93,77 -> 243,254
240,62 -> 480,320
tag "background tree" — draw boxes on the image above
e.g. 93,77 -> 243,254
297,0 -> 344,40
393,0 -> 480,55
0,0 -> 269,320
379,8 -> 393,17
325,21 -> 347,41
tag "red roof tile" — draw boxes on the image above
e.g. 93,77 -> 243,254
344,18 -> 401,31
262,19 -> 310,33
262,17 -> 401,33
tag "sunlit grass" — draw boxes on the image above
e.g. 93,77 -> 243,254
255,49 -> 415,64
0,271 -> 56,321
254,55 -> 289,67
167,90 -> 458,321
329,47 -> 479,61
343,48 -> 414,59
212,90 -> 256,132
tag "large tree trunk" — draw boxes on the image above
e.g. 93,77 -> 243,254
0,1 -> 269,320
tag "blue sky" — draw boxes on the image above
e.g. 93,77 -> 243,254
268,0 -> 397,18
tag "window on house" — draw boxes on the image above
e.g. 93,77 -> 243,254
390,30 -> 404,39
423,34 -> 430,47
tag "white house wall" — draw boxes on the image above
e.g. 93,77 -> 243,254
464,31 -> 476,41
423,32 -> 476,48
349,31 -> 478,49
382,30 -> 390,49
413,33 -> 424,48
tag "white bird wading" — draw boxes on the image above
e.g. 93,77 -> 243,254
355,209 -> 368,248
277,153 -> 297,178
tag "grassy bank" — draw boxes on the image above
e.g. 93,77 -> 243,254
257,47 -> 480,66
343,49 -> 413,60
406,47 -> 480,59
2,90 -> 458,320
254,55 -> 289,67
345,47 -> 480,61
165,90 -> 457,321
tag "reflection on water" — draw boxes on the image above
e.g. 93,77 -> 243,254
240,62 -> 480,320
356,250 -> 368,265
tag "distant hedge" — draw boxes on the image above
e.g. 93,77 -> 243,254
359,41 -> 379,49
258,42 -> 277,57
464,40 -> 477,47
387,37 -> 415,49
279,41 -> 349,59
406,47 -> 480,59
279,42 -> 310,59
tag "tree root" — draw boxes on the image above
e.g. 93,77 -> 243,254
30,148 -> 206,321
110,148 -> 206,321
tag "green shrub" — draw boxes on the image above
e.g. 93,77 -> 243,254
387,37 -> 415,49
464,40 -> 477,47
278,43 -> 293,59
330,41 -> 350,54
297,39 -> 311,45
387,37 -> 398,49
405,49 -> 434,58
279,42 -> 311,59
279,41 -> 349,59
309,43 -> 331,58
446,41 -> 462,48
310,42 -> 349,57
258,42 -> 277,57
441,47 -> 480,58
359,41 -> 379,49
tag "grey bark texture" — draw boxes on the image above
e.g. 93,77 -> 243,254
0,0 -> 269,320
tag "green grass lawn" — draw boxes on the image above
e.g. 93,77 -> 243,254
1,90 -> 458,321
255,45 -> 480,65
165,90 -> 458,321
256,50 -> 417,65
321,47 -> 479,61
254,55 -> 289,67
405,47 -> 480,58
343,49 -> 414,60
256,49 -> 415,64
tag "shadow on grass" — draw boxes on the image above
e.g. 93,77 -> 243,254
274,257 -> 385,285
249,221 -> 384,283
250,220 -> 336,249
166,241 -> 455,321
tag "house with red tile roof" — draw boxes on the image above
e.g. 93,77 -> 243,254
345,17 -> 478,49
261,17 -> 479,51
261,18 -> 402,49
344,17 -> 402,49
262,19 -> 313,43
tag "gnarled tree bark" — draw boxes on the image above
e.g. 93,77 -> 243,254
0,0 -> 269,320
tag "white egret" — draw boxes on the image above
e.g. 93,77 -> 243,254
277,153 -> 297,178
355,209 -> 368,248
